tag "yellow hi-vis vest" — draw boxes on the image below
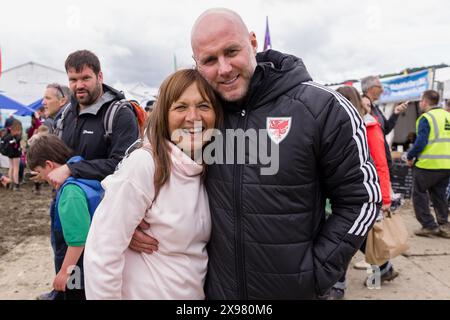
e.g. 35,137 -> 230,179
415,108 -> 450,170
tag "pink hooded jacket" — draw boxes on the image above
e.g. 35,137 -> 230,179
84,143 -> 211,299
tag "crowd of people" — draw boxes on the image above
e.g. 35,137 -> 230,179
0,7 -> 449,300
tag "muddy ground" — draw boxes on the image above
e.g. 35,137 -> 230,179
0,176 -> 449,300
0,175 -> 52,257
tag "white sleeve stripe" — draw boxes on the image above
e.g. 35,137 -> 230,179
334,92 -> 370,163
305,82 -> 370,163
367,161 -> 382,202
355,202 -> 376,236
361,165 -> 375,202
361,202 -> 379,236
303,82 -> 381,237
348,202 -> 368,234
352,202 -> 376,236
360,166 -> 373,202
352,166 -> 379,235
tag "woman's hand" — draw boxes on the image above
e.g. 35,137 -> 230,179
381,204 -> 391,215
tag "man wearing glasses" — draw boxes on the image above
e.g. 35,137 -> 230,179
361,75 -> 408,174
42,83 -> 71,133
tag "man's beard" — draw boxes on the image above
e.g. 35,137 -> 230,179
75,83 -> 102,106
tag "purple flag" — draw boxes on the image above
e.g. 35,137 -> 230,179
0,46 -> 2,79
263,16 -> 271,51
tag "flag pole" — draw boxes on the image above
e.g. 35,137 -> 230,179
263,16 -> 272,51
0,46 -> 3,79
173,53 -> 178,72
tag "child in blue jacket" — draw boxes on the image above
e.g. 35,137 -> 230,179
27,134 -> 103,300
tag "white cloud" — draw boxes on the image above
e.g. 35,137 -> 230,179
1,0 -> 449,87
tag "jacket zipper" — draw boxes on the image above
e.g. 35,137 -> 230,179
235,108 -> 247,299
73,117 -> 80,150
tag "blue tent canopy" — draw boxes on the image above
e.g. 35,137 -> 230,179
0,93 -> 36,116
13,104 -> 37,116
0,93 -> 25,110
27,98 -> 44,111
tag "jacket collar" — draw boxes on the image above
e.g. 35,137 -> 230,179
70,84 -> 125,116
53,102 -> 71,120
78,91 -> 115,116
222,50 -> 312,113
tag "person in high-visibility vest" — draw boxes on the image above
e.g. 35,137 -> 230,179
407,90 -> 450,238
446,100 -> 450,206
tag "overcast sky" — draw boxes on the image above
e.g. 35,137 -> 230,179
1,0 -> 449,88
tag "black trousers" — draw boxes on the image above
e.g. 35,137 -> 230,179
64,289 -> 86,300
412,167 -> 450,229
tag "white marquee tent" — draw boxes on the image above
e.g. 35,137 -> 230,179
0,62 -> 67,105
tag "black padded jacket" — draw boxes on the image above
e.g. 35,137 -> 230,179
61,84 -> 139,181
204,50 -> 381,299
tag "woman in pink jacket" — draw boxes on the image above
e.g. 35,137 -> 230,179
84,69 -> 223,299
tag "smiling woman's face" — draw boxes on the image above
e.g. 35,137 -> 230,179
168,82 -> 216,156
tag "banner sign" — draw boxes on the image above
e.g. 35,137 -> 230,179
379,69 -> 432,104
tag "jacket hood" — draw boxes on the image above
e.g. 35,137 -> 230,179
66,176 -> 103,193
102,83 -> 126,100
168,142 -> 204,177
246,50 -> 312,108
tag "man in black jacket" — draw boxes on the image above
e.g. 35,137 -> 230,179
193,8 -> 382,299
37,50 -> 139,300
47,50 -> 139,187
132,9 -> 381,299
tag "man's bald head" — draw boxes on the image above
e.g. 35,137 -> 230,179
190,8 -> 258,103
191,8 -> 249,49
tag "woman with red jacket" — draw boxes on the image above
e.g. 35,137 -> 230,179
326,86 -> 398,300
337,87 -> 391,210
361,96 -> 391,210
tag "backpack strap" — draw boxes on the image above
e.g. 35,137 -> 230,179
54,103 -> 71,139
103,99 -> 133,142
